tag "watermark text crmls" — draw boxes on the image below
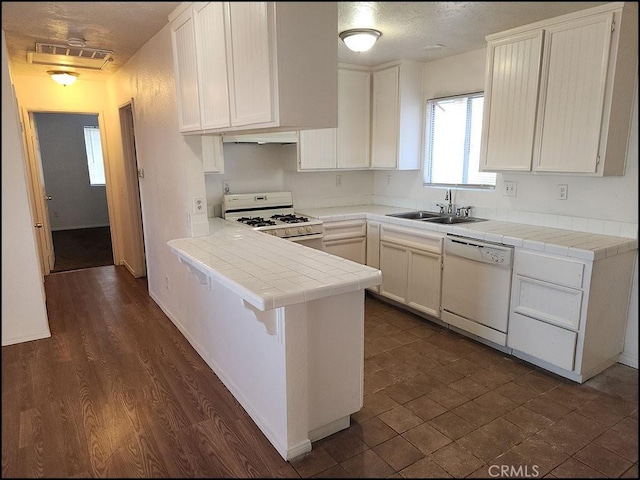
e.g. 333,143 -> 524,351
488,464 -> 540,478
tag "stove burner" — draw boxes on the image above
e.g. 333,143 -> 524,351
237,217 -> 276,227
271,214 -> 309,224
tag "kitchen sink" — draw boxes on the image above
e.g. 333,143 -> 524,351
386,210 -> 443,220
422,216 -> 486,224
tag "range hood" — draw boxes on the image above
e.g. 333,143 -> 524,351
222,131 -> 298,144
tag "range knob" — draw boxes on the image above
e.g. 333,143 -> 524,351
306,226 -> 313,233
298,227 -> 305,234
285,228 -> 292,235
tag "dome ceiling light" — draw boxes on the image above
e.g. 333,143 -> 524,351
339,28 -> 382,53
47,70 -> 79,86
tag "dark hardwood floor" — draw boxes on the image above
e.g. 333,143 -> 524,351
3,265 -> 637,478
1,266 -> 297,478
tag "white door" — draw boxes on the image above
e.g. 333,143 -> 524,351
119,102 -> 146,278
23,110 -> 54,274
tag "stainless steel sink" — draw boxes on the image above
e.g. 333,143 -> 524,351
386,211 -> 443,220
422,216 -> 486,224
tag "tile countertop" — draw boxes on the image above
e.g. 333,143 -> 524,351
296,205 -> 638,261
167,218 -> 382,311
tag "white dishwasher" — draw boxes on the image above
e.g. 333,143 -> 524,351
441,235 -> 514,346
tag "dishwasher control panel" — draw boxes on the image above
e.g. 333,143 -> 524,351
444,235 -> 513,268
481,247 -> 509,265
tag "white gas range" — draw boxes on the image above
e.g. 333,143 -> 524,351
222,191 -> 323,246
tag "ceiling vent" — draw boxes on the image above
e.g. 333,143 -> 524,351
27,42 -> 113,70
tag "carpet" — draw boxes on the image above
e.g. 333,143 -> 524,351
51,226 -> 114,272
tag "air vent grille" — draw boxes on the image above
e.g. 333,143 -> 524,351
27,42 -> 113,70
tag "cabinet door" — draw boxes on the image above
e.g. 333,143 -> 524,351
323,237 -> 366,265
193,2 -> 230,129
379,241 -> 408,303
371,66 -> 399,169
337,69 -> 371,169
480,30 -> 543,171
227,2 -> 275,126
202,135 -> 225,174
171,9 -> 201,132
534,13 -> 613,173
407,249 -> 441,318
298,128 -> 337,170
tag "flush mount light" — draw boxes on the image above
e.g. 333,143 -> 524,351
66,37 -> 86,48
339,28 -> 382,53
47,70 -> 79,86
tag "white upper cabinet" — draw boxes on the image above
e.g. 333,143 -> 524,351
169,2 -> 338,135
337,68 -> 371,169
480,2 -> 637,176
297,67 -> 371,171
298,128 -> 337,170
480,31 -> 543,171
171,7 -> 201,133
194,2 -> 230,130
371,61 -> 423,170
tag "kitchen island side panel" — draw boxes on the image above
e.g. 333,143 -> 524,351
162,258 -> 366,460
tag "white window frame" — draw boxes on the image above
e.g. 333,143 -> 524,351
423,92 -> 496,189
84,126 -> 106,186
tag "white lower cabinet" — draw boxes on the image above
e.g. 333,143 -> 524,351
378,225 -> 443,318
322,220 -> 366,265
507,248 -> 636,382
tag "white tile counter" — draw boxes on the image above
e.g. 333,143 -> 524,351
168,217 -> 382,311
297,205 -> 638,261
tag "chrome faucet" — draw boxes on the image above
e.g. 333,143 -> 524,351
445,188 -> 454,215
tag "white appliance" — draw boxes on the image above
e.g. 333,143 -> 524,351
441,235 -> 514,347
222,191 -> 323,248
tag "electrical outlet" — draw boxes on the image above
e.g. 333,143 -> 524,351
387,175 -> 391,185
193,196 -> 206,214
504,181 -> 517,197
336,175 -> 342,187
223,181 -> 230,194
165,275 -> 170,290
558,184 -> 568,200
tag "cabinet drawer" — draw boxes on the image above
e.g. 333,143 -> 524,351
515,250 -> 584,288
323,220 -> 366,240
508,312 -> 577,371
512,275 -> 583,330
380,225 -> 443,254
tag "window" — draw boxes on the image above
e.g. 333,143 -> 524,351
423,92 -> 496,188
83,126 -> 106,186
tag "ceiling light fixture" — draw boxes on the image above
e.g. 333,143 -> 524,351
47,70 -> 79,86
66,37 -> 86,48
339,28 -> 382,53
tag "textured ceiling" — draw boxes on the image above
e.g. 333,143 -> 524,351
2,2 -> 610,81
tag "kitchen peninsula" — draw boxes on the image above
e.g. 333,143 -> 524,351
167,218 -> 381,461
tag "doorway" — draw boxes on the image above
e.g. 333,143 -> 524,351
32,112 -> 114,273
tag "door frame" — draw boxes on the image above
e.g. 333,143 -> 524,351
119,100 -> 147,278
21,108 -> 121,274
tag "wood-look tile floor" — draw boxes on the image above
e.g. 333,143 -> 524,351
2,265 -> 637,478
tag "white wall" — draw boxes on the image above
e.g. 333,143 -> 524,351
204,143 -> 374,216
104,22 -> 207,324
1,31 -> 50,346
34,113 -> 110,230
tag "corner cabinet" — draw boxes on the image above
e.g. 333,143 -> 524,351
169,2 -> 338,135
322,219 -> 367,265
297,68 -> 371,171
370,61 -> 423,170
480,2 -> 637,176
